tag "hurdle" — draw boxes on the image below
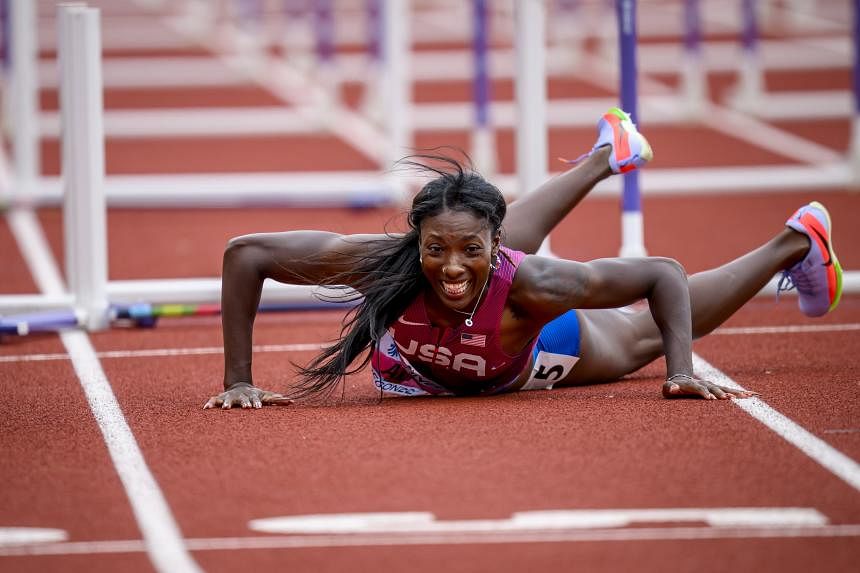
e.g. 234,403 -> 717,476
514,0 -> 550,255
471,0 -> 497,177
0,0 -> 408,209
615,0 -> 646,258
0,4 -> 362,338
681,0 -> 706,118
3,0 -> 39,204
729,0 -> 765,112
851,0 -> 860,186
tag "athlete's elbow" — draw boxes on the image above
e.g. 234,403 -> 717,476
223,234 -> 268,276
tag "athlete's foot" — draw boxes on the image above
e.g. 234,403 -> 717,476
777,201 -> 843,317
560,107 -> 653,174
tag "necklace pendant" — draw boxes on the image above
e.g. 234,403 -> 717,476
465,318 -> 473,327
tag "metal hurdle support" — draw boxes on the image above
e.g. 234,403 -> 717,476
851,0 -> 860,187
381,0 -> 412,172
681,0 -> 706,118
471,0 -> 497,178
616,0 -> 646,257
5,0 -> 40,204
730,0 -> 765,112
359,0 -> 385,125
0,3 -> 356,335
514,0 -> 551,256
58,4 -> 109,330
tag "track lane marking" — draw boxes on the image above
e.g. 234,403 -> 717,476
1,524 -> 859,556
693,353 -> 860,493
6,208 -> 203,573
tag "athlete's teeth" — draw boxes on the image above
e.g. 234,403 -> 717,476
443,281 -> 468,295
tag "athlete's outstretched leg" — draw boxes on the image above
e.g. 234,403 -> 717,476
504,109 -> 652,254
503,148 -> 611,253
564,202 -> 842,384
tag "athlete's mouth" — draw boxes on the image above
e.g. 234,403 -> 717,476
441,280 -> 470,298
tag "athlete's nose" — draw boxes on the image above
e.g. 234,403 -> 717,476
442,256 -> 466,278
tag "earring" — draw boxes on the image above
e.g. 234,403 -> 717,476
490,252 -> 500,270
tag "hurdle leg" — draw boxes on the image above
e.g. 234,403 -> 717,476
8,0 -> 40,203
471,0 -> 497,178
58,5 -> 109,331
681,0 -> 706,119
616,0 -> 646,257
514,0 -> 550,255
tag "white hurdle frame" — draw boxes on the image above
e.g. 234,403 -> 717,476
514,0 -> 551,256
7,0 -> 40,203
58,4 -> 109,330
0,4 -> 355,324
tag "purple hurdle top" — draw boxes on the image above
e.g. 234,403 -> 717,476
684,0 -> 701,54
473,0 -> 490,128
616,0 -> 640,214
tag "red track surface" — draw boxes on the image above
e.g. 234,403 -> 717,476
2,1 -> 859,572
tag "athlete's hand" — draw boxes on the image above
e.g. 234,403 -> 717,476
203,383 -> 293,410
661,376 -> 759,400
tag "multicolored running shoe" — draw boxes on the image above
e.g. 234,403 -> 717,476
778,201 -> 842,317
560,107 -> 653,173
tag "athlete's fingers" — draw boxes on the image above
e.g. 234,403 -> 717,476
239,395 -> 252,409
251,395 -> 263,409
708,385 -> 730,400
203,396 -> 220,409
221,396 -> 235,410
718,384 -> 759,398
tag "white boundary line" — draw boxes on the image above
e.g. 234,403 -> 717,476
1,524 -> 859,556
693,353 -> 860,493
5,208 -> 202,573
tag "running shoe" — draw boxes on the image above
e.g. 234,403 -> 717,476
560,107 -> 653,173
778,201 -> 843,317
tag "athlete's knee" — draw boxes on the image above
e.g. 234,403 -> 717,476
651,256 -> 687,279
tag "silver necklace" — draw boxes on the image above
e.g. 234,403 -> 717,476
450,271 -> 490,327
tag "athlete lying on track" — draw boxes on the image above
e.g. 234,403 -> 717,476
204,108 -> 843,409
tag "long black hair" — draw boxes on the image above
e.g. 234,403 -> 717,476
288,152 -> 507,400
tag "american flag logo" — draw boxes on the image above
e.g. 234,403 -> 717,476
460,333 -> 487,347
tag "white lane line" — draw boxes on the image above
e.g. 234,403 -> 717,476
7,210 -> 202,573
714,324 -> 860,335
0,343 -> 325,363
693,353 -> 860,493
249,508 -> 828,534
0,528 -> 67,546
3,323 -> 856,364
1,524 -> 859,556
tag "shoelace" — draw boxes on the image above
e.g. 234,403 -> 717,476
776,262 -> 815,302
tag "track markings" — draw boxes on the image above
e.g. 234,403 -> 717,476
248,508 -> 828,534
0,528 -> 67,547
2,523 -> 860,556
7,209 -> 203,573
694,353 -> 860,493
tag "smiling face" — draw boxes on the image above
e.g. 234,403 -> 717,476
419,209 -> 500,318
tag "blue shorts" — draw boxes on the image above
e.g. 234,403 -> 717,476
534,309 -> 581,359
519,310 -> 582,391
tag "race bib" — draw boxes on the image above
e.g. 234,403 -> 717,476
521,351 -> 580,391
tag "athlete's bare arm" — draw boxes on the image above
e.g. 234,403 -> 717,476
205,230 -> 396,409
508,255 -> 694,379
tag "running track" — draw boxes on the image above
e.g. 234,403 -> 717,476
1,1 -> 859,571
